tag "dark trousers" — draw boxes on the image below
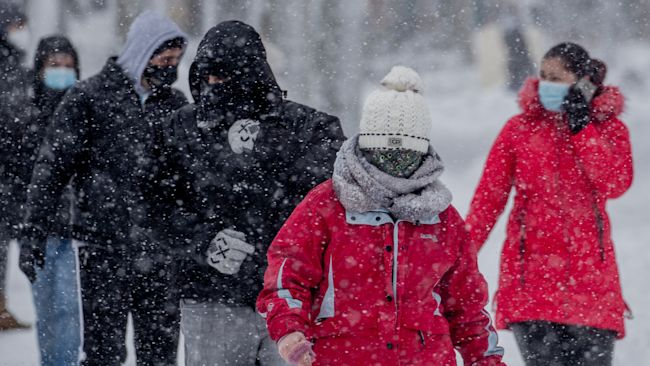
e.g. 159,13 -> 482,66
79,246 -> 180,366
511,321 -> 616,366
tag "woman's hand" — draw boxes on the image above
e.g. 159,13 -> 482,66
278,331 -> 315,366
564,82 -> 592,134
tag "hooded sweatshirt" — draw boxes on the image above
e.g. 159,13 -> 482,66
117,10 -> 187,99
24,20 -> 188,250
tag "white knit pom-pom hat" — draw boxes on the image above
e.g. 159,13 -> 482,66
358,65 -> 431,153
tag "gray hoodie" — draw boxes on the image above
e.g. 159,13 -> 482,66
117,10 -> 187,97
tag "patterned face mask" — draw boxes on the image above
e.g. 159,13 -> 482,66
362,149 -> 424,178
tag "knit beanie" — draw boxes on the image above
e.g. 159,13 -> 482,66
358,66 -> 431,153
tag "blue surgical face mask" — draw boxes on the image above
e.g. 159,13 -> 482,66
538,80 -> 570,112
43,67 -> 77,90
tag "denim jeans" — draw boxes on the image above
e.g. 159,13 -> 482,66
33,237 -> 82,366
180,301 -> 285,366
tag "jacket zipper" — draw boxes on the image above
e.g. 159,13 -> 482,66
418,330 -> 426,347
392,220 -> 401,309
518,209 -> 526,287
569,130 -> 606,263
592,198 -> 605,262
554,125 -> 572,296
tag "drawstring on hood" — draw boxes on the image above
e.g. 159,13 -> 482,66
333,136 -> 452,222
117,11 -> 187,97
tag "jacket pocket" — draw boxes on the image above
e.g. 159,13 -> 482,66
592,200 -> 605,262
400,306 -> 451,335
518,209 -> 527,287
306,309 -> 379,339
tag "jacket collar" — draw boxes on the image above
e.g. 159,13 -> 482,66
345,210 -> 440,226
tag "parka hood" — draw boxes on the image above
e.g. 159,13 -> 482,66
32,35 -> 79,108
518,77 -> 625,122
189,20 -> 282,108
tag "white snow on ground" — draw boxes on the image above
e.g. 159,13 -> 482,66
1,38 -> 649,365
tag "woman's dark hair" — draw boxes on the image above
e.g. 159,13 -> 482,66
544,42 -> 607,86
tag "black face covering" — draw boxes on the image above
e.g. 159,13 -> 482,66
143,64 -> 178,91
199,79 -> 257,118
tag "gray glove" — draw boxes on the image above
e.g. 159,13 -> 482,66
206,229 -> 255,275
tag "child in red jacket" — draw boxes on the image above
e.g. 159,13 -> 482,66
466,43 -> 633,366
258,66 -> 506,366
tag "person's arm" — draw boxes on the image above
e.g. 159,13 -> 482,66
465,120 -> 517,249
570,118 -> 633,199
256,188 -> 330,341
440,208 -> 505,366
288,108 -> 345,203
160,108 -> 210,273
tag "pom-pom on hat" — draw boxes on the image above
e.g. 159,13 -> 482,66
358,65 -> 432,153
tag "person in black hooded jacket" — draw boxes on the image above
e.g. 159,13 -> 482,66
164,21 -> 345,365
21,12 -> 189,366
0,1 -> 30,331
17,34 -> 84,365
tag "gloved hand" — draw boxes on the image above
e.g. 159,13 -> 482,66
563,81 -> 593,134
19,240 -> 45,283
206,228 -> 255,275
278,332 -> 315,366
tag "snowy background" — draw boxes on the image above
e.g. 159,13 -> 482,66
1,0 -> 649,365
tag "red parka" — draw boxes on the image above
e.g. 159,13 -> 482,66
466,78 -> 633,337
258,180 -> 505,366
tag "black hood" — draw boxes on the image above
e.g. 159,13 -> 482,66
189,21 -> 283,110
33,35 -> 79,108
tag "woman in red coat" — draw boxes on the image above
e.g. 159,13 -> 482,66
466,42 -> 633,366
257,66 -> 506,366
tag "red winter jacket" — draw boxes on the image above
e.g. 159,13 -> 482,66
466,78 -> 633,338
258,180 -> 505,366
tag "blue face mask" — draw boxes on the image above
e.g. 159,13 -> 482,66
43,67 -> 77,90
538,80 -> 570,112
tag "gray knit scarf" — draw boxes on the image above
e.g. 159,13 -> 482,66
332,136 -> 452,222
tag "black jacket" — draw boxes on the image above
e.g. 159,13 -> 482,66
0,38 -> 31,236
167,21 -> 345,306
14,36 -> 80,239
24,57 -> 188,252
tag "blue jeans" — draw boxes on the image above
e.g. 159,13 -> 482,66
33,238 -> 82,366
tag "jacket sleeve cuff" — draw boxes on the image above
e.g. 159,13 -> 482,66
267,314 -> 309,342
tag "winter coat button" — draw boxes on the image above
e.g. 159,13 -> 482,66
386,342 -> 394,350
375,216 -> 381,221
386,295 -> 393,302
385,245 -> 393,252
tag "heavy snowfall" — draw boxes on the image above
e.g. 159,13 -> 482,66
1,1 -> 649,365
